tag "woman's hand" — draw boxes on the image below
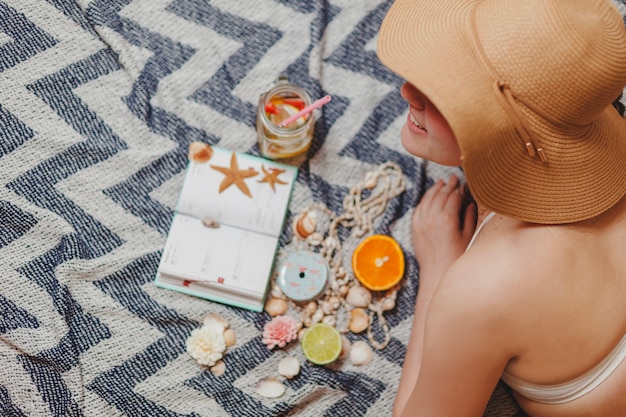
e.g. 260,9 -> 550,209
411,175 -> 477,282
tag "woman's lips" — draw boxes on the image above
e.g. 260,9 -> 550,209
407,112 -> 427,134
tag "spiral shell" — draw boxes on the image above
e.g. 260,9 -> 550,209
292,210 -> 317,239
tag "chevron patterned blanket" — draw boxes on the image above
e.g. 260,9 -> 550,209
1,1 -> 624,416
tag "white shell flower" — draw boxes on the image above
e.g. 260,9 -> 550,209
186,326 -> 227,367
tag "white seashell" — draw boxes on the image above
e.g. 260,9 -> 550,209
271,284 -> 283,299
223,328 -> 236,347
293,210 -> 317,239
307,232 -> 324,246
323,236 -> 338,250
328,296 -> 341,310
350,340 -> 373,366
264,297 -> 289,317
348,308 -> 369,333
322,315 -> 336,327
304,301 -> 317,315
346,286 -> 372,308
202,313 -> 229,332
210,360 -> 226,376
382,297 -> 396,312
255,377 -> 286,398
311,308 -> 324,324
321,301 -> 333,315
278,356 -> 301,379
202,217 -> 220,228
336,266 -> 347,279
339,285 -> 349,297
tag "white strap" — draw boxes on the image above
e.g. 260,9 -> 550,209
502,332 -> 626,404
465,211 -> 496,251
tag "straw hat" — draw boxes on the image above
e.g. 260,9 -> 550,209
377,0 -> 626,224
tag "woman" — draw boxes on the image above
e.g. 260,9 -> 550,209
376,0 -> 626,416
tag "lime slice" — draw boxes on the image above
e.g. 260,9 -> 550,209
301,323 -> 342,365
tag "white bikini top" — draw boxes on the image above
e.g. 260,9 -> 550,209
466,211 -> 626,404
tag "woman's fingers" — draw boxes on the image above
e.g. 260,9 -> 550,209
420,175 -> 461,215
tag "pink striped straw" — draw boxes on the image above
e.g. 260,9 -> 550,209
277,95 -> 332,128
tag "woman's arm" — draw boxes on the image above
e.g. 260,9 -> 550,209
393,175 -> 476,415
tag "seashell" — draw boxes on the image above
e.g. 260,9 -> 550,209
328,296 -> 341,310
210,360 -> 226,376
350,340 -> 373,366
202,217 -> 220,228
321,301 -> 333,315
339,285 -> 349,297
304,301 -> 317,315
264,297 -> 289,317
203,313 -> 229,332
348,308 -> 369,333
278,356 -> 301,379
293,210 -> 317,239
346,286 -> 372,308
271,284 -> 283,299
322,315 -> 336,327
223,328 -> 236,347
188,141 -> 214,163
336,266 -> 347,279
340,336 -> 351,358
307,232 -> 324,246
255,377 -> 286,398
311,308 -> 324,324
382,297 -> 396,312
323,236 -> 338,250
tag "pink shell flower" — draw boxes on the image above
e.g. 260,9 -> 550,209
262,315 -> 299,349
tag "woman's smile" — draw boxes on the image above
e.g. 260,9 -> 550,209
407,110 -> 427,134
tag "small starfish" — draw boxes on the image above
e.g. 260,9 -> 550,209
210,152 -> 258,198
257,165 -> 288,192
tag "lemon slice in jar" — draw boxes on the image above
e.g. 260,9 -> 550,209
270,103 -> 305,128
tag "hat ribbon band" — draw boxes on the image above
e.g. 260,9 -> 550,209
494,81 -> 548,163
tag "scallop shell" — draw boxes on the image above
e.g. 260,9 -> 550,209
346,286 -> 372,308
349,340 -> 373,366
278,356 -> 300,379
255,377 -> 286,398
202,313 -> 229,332
348,308 -> 369,333
188,141 -> 214,163
264,297 -> 289,317
292,210 -> 317,239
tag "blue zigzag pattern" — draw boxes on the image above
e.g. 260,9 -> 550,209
0,0 -> 531,415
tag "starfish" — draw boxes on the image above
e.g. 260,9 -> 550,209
210,152 -> 258,198
257,165 -> 288,192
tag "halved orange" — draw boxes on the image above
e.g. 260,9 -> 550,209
352,234 -> 404,291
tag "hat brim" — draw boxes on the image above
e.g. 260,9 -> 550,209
377,0 -> 626,224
